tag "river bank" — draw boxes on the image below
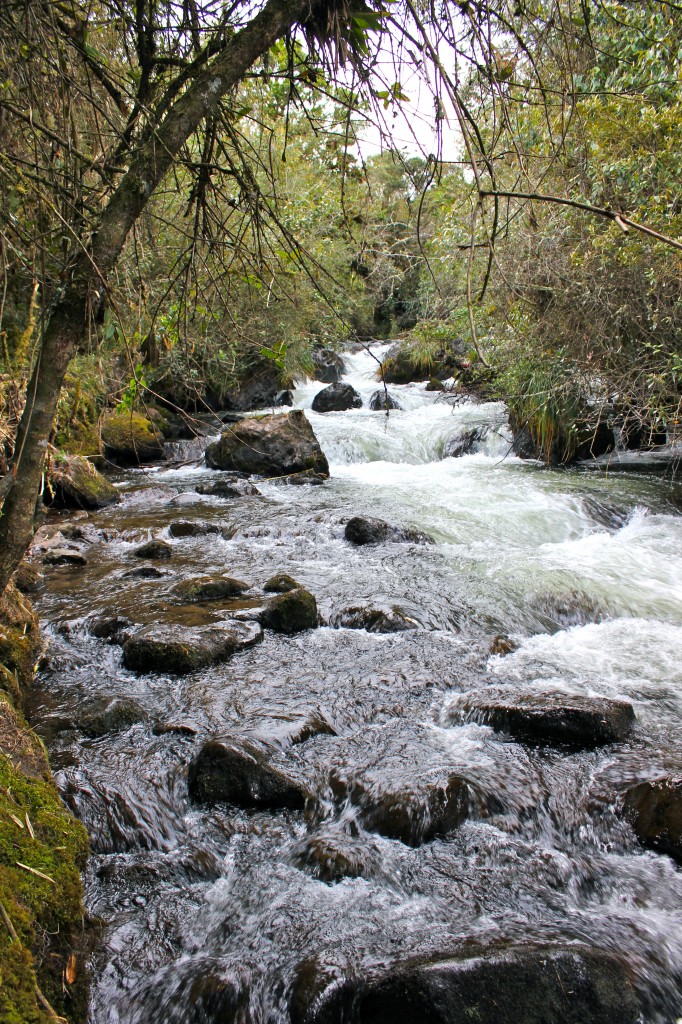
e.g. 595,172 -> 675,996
19,347 -> 682,1022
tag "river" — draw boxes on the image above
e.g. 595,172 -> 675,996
31,346 -> 682,1022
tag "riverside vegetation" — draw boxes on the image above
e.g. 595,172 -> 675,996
1,1 -> 682,1021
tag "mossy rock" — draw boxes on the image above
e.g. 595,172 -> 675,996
47,455 -> 120,511
263,573 -> 300,594
61,421 -> 103,463
260,588 -> 318,634
172,576 -> 250,603
0,585 -> 42,705
101,411 -> 164,465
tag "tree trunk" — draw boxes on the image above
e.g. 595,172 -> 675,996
0,0 -> 312,592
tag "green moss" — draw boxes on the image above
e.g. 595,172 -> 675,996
0,756 -> 88,1022
0,586 -> 42,704
48,455 -> 120,510
101,411 -> 164,463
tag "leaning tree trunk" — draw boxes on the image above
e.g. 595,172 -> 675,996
0,0 -> 311,593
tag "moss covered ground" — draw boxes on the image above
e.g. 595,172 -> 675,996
0,585 -> 89,1023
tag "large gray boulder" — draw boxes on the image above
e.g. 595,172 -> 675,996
204,410 -> 329,479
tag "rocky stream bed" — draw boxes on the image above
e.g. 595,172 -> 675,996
27,347 -> 682,1023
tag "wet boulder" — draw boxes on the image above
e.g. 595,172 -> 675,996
42,548 -> 88,567
78,698 -> 147,738
425,378 -> 445,392
312,347 -> 346,383
188,737 -> 311,808
172,575 -> 250,603
449,688 -> 635,748
622,776 -> 682,861
260,587 -> 318,634
204,410 -> 329,479
329,767 -> 470,847
443,429 -> 485,458
263,573 -> 301,594
101,411 -> 165,465
122,621 -> 262,675
368,389 -> 403,412
311,383 -> 363,413
89,614 -> 132,643
293,945 -> 638,1024
292,828 -> 378,883
168,521 -> 221,538
133,538 -> 173,560
124,565 -> 168,579
195,478 -> 261,498
330,606 -> 418,633
275,389 -> 295,407
12,561 -> 42,595
47,455 -> 120,510
344,516 -> 434,546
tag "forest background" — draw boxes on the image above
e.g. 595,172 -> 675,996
1,0 -> 681,589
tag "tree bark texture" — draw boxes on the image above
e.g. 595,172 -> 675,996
0,0 -> 313,592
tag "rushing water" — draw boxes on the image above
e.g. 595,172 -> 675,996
31,347 -> 682,1023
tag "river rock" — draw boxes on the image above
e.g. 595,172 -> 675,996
260,587 -> 318,633
443,429 -> 484,458
344,516 -> 434,546
368,389 -> 403,411
622,776 -> 682,861
290,945 -> 638,1024
204,411 -> 329,479
172,576 -> 250,603
312,347 -> 346,383
42,548 -> 88,567
78,698 -> 147,738
292,828 -> 377,883
449,688 -> 635,748
47,455 -> 120,510
311,383 -> 363,413
168,521 -> 221,538
101,411 -> 165,465
89,614 -> 132,642
122,621 -> 262,675
275,389 -> 295,407
330,606 -> 418,633
329,766 -> 470,846
263,573 -> 301,593
195,478 -> 261,498
425,377 -> 445,391
188,737 -> 311,808
133,538 -> 173,560
124,565 -> 168,579
12,560 -> 42,594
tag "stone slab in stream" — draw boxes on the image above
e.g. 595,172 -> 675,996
289,945 -> 638,1024
188,737 -> 311,808
204,410 -> 329,478
311,382 -> 363,413
622,776 -> 682,862
448,688 -> 635,748
122,620 -> 262,674
344,516 -> 435,546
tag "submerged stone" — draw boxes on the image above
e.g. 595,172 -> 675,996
122,621 -> 262,675
292,945 -> 638,1024
133,538 -> 173,560
623,776 -> 682,862
204,410 -> 329,479
168,520 -> 221,538
260,587 -> 318,633
78,698 -> 147,738
344,516 -> 434,546
329,767 -> 470,847
449,688 -> 635,748
330,605 -> 418,633
172,576 -> 250,603
188,737 -> 311,808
